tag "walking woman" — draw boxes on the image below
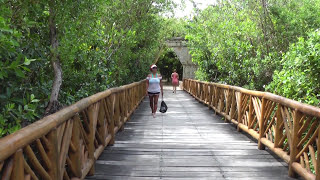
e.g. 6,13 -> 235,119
146,64 -> 163,118
171,69 -> 179,93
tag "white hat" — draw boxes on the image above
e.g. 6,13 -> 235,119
151,64 -> 157,69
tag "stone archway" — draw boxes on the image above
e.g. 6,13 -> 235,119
166,37 -> 198,79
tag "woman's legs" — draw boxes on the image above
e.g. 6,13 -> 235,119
149,95 -> 154,114
153,95 -> 159,117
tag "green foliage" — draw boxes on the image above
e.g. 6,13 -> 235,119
0,94 -> 39,137
185,0 -> 320,104
0,1 -> 41,137
157,48 -> 183,81
0,0 -> 175,137
267,30 -> 320,105
3,0 -> 319,138
270,0 -> 320,52
161,18 -> 188,38
186,4 -> 262,87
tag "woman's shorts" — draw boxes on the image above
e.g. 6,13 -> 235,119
148,92 -> 160,96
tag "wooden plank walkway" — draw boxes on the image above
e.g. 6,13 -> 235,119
86,87 -> 296,180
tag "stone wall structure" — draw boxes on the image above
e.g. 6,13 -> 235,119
166,37 -> 198,79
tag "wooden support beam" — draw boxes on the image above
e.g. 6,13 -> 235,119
47,128 -> 60,180
258,98 -> 266,150
183,79 -> 320,180
10,149 -> 24,180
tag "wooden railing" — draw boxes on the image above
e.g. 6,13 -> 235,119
183,79 -> 320,180
0,80 -> 146,180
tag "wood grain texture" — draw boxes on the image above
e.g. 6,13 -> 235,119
0,80 -> 146,163
86,88 -> 296,180
0,80 -> 146,180
184,79 -> 320,180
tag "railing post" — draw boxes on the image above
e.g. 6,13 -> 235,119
200,82 -> 203,99
182,79 -> 184,89
205,84 -> 208,103
186,79 -> 188,91
201,83 -> 204,101
237,92 -> 243,132
288,110 -> 302,178
138,84 -> 141,101
208,84 -> 213,108
129,88 -> 133,112
136,85 -> 139,105
125,89 -> 129,117
98,101 -> 106,146
248,95 -> 253,129
108,94 -> 116,145
197,82 -> 200,98
134,86 -> 137,106
219,89 -> 224,113
136,85 -> 139,104
11,149 -> 24,180
132,87 -> 135,109
114,93 -> 120,129
274,104 -> 282,148
120,90 -> 125,131
258,98 -> 266,150
47,128 -> 60,179
87,103 -> 100,175
195,81 -> 197,96
203,83 -> 206,102
225,89 -> 230,118
207,84 -> 210,104
193,81 -> 196,96
192,81 -> 194,94
201,83 -> 203,100
213,87 -> 219,112
193,81 -> 195,95
69,115 -> 82,178
230,90 -> 236,120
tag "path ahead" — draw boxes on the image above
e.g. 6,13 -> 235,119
86,87 -> 295,180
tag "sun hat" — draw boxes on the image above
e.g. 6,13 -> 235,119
150,64 -> 157,71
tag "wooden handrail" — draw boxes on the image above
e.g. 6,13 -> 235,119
0,80 -> 146,179
183,79 -> 320,180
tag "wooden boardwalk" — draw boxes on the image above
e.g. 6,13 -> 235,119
86,87 -> 296,180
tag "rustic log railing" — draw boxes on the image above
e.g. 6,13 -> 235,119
183,79 -> 320,180
0,80 -> 146,180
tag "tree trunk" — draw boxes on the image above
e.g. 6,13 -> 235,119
153,45 -> 165,64
45,0 -> 62,115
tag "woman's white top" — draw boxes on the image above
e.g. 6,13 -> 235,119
147,73 -> 162,93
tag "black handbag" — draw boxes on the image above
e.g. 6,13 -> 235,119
159,99 -> 168,113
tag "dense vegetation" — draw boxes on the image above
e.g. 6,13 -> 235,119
0,0 -> 175,136
1,0 -> 320,137
185,0 -> 320,105
157,48 -> 183,82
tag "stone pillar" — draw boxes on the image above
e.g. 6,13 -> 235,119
182,64 -> 197,79
166,38 -> 198,79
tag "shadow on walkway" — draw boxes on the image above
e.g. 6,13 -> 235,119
86,88 -> 296,180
